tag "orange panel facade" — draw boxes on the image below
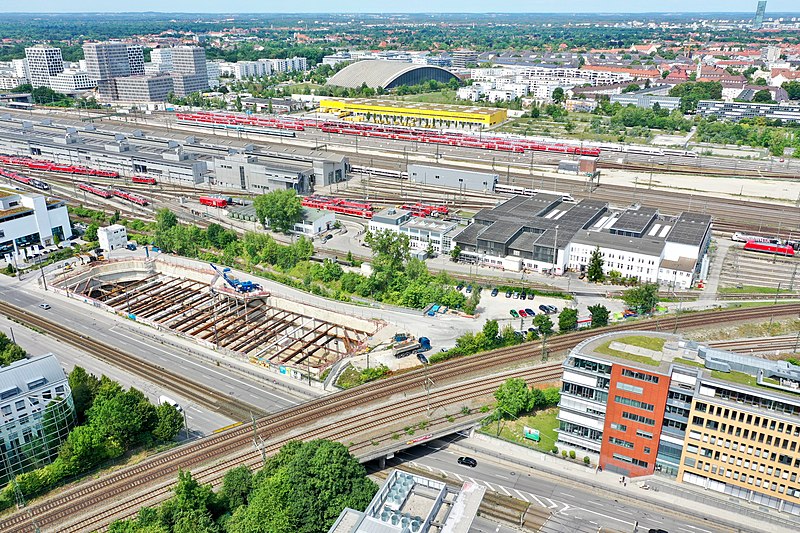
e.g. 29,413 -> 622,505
600,364 -> 671,477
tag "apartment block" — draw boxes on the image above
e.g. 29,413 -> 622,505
24,45 -> 64,88
557,331 -> 800,516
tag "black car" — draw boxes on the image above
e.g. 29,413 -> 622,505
527,292 -> 536,300
505,290 -> 512,298
456,283 -> 464,291
457,456 -> 478,467
520,289 -> 527,299
539,304 -> 549,313
547,305 -> 559,314
466,285 -> 473,294
491,288 -> 499,297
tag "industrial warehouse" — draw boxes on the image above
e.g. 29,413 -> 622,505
0,113 -> 348,191
453,195 -> 711,288
319,98 -> 507,129
58,257 -> 379,376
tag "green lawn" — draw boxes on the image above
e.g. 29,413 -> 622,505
719,285 -> 793,294
398,90 -> 461,105
481,408 -> 559,453
593,335 -> 665,367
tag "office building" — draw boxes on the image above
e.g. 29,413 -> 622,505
145,48 -> 173,75
451,49 -> 479,69
170,46 -> 208,97
329,469 -> 484,533
206,61 -> 220,88
127,45 -> 145,76
112,74 -> 173,102
0,354 -> 75,485
48,70 -> 96,94
369,207 -> 461,255
697,100 -> 800,124
0,188 -> 71,258
83,42 -> 135,81
557,331 -> 800,516
172,46 -> 207,77
610,91 -> 681,111
24,45 -> 64,88
754,1 -> 768,30
97,224 -> 128,252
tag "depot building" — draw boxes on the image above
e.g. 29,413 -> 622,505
319,98 -> 507,129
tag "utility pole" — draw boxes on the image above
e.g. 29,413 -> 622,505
769,282 -> 782,331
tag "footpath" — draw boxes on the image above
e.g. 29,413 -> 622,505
449,433 -> 799,533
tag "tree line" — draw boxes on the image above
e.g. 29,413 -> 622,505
109,439 -> 377,533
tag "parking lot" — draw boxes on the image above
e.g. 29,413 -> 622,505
454,284 -> 572,332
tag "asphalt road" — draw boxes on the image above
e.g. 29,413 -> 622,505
0,313 -> 232,437
0,277 -> 306,424
391,440 -> 721,533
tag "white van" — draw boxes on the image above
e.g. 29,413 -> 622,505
158,395 -> 183,412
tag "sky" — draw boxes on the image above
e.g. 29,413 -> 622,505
4,1 -> 799,14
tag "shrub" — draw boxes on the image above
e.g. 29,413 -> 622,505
583,456 -> 591,465
561,450 -> 568,458
551,446 -> 558,454
569,450 -> 576,460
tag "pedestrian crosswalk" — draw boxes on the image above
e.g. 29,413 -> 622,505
404,461 -> 571,514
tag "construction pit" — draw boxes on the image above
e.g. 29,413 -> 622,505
55,256 -> 380,377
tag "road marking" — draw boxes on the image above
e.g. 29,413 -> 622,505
529,494 -> 547,508
453,473 -> 464,481
587,500 -> 606,506
615,509 -> 633,516
543,497 -> 558,509
512,489 -> 529,502
681,526 -> 713,533
499,485 -> 511,496
439,469 -> 448,477
559,492 -> 576,499
482,480 -> 496,491
494,474 -> 509,480
574,507 -> 634,526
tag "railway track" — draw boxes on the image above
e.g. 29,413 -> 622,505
0,301 -> 266,422
2,303 -> 800,531
709,335 -> 800,354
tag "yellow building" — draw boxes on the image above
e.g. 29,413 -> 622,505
319,98 -> 507,129
677,378 -> 800,514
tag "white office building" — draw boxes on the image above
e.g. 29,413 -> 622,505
293,208 -> 335,236
98,224 -> 128,252
369,207 -> 460,254
0,188 -> 71,261
48,70 -> 96,94
0,354 -> 75,485
24,45 -> 64,88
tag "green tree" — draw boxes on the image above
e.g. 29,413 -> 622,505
83,223 -> 99,242
235,95 -> 243,112
532,313 -> 554,337
622,83 -> 641,93
493,378 -> 531,419
587,246 -> 605,282
252,189 -> 303,233
784,81 -> 800,100
450,245 -> 461,262
588,304 -> 610,328
543,386 -> 561,406
752,89 -> 774,103
551,87 -> 565,104
623,283 -> 659,315
482,319 -> 499,345
68,366 -> 100,424
227,440 -> 377,533
462,288 -> 481,315
153,403 -> 184,442
222,465 -> 253,511
558,308 -> 578,332
0,341 -> 26,367
155,208 -> 178,232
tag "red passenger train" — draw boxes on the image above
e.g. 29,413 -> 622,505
0,154 -> 119,178
743,241 -> 795,256
131,176 -> 157,185
301,195 -> 374,219
78,183 -> 113,199
0,168 -> 49,190
112,189 -> 149,206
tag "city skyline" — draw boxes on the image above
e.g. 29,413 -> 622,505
4,1 -> 800,14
